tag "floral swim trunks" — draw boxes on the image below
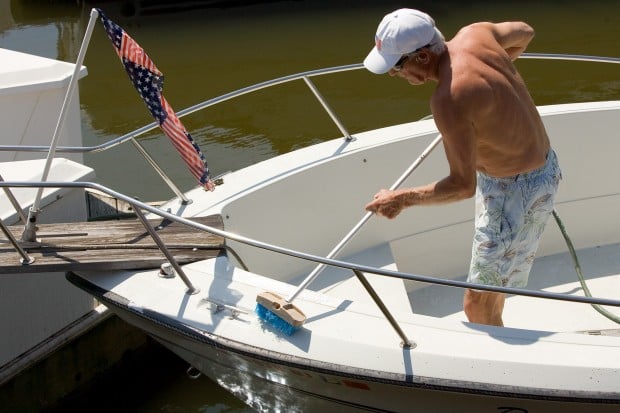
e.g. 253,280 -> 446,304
468,149 -> 562,289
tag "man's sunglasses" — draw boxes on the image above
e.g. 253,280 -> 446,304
393,53 -> 413,71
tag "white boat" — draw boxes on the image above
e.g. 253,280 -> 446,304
0,48 -> 102,379
8,53 -> 619,411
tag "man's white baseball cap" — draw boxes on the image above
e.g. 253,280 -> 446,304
364,8 -> 438,74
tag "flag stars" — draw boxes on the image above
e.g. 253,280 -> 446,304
97,8 -> 213,189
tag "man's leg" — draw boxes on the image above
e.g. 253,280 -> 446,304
463,289 -> 505,326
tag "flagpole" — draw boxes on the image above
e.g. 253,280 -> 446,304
22,8 -> 100,241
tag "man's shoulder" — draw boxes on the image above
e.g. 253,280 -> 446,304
438,61 -> 492,99
432,67 -> 494,119
453,22 -> 496,41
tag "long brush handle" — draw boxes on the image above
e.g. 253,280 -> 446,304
286,133 -> 443,303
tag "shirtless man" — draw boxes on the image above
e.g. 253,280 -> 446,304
363,9 -> 561,326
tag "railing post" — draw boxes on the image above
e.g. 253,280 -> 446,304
302,76 -> 354,141
0,174 -> 27,224
353,270 -> 415,349
132,206 -> 199,295
0,218 -> 35,265
129,138 -> 192,204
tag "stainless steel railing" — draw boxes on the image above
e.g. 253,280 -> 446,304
2,180 -> 620,345
0,64 -> 361,202
1,54 -> 618,341
1,53 -> 617,200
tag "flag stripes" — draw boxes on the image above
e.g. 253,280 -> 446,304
96,8 -> 214,191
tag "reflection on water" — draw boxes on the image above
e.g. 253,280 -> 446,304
1,0 -> 83,60
1,0 -> 619,411
42,337 -> 252,412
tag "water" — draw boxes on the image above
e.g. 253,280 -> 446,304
1,0 -> 618,411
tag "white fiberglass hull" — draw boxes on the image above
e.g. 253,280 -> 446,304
68,259 -> 619,413
69,100 -> 620,412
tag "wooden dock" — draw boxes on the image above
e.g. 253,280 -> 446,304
0,215 -> 224,274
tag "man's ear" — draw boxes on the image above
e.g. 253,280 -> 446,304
416,51 -> 430,64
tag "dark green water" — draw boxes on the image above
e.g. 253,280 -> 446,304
2,0 -> 618,202
1,0 -> 618,411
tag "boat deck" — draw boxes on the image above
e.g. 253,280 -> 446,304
408,242 -> 620,333
0,215 -> 224,274
287,240 -> 620,333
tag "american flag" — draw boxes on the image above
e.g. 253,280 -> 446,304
97,9 -> 215,191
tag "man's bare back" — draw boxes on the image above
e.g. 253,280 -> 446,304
435,22 -> 550,178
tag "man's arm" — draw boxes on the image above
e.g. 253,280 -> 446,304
365,91 -> 478,219
489,21 -> 535,60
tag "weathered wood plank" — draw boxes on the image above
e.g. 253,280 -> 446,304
0,215 -> 225,274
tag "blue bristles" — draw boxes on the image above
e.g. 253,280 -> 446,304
255,303 -> 299,336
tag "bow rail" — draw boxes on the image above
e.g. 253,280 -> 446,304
2,180 -> 620,308
1,178 -> 619,349
1,53 -> 618,341
1,53 -> 617,201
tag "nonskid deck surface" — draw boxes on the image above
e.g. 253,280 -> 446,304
285,241 -> 620,333
408,242 -> 620,332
